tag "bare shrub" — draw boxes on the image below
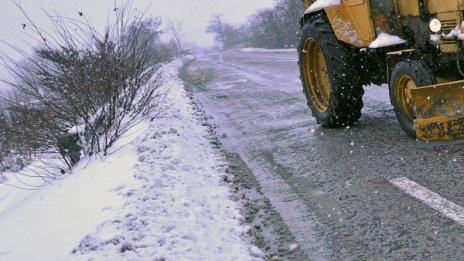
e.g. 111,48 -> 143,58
0,1 -> 171,172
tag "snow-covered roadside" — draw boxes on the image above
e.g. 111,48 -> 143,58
0,57 -> 261,261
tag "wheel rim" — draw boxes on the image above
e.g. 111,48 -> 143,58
302,38 -> 331,113
396,74 -> 416,121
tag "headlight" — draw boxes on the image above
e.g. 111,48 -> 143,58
429,18 -> 442,33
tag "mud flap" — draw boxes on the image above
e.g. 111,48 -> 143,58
412,80 -> 464,141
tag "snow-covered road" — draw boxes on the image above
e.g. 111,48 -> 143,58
187,49 -> 464,260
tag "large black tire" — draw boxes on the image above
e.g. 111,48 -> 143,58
389,60 -> 436,137
298,13 -> 364,128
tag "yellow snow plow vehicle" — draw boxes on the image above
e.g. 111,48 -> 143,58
299,0 -> 464,141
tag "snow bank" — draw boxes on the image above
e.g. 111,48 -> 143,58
369,32 -> 406,49
240,48 -> 297,53
0,57 -> 260,261
305,0 -> 341,14
0,144 -> 139,261
67,58 -> 259,261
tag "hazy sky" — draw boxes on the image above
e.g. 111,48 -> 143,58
0,0 -> 275,50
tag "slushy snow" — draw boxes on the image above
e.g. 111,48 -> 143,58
0,57 -> 261,261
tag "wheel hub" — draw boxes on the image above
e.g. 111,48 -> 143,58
302,39 -> 331,113
397,74 -> 417,121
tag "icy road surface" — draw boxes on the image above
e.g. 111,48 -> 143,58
186,49 -> 464,260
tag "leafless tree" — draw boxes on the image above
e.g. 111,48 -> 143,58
0,0 -> 171,175
206,14 -> 243,49
167,19 -> 184,56
206,0 -> 303,49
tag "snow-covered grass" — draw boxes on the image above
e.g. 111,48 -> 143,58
0,58 -> 260,261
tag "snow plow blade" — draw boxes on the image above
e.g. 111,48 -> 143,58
412,80 -> 464,141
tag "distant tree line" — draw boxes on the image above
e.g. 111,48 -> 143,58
207,0 -> 303,49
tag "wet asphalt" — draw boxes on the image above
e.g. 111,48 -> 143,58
185,49 -> 464,260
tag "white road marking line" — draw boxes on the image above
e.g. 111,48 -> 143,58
390,177 -> 464,225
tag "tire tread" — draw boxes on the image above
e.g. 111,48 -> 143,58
298,13 -> 364,127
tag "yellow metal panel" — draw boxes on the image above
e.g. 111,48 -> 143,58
441,44 -> 459,53
412,80 -> 464,141
325,0 -> 375,47
345,0 -> 364,5
412,80 -> 464,119
437,11 -> 462,25
396,1 -> 420,16
437,11 -> 462,33
428,0 -> 461,13
415,116 -> 464,141
437,12 -> 462,53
